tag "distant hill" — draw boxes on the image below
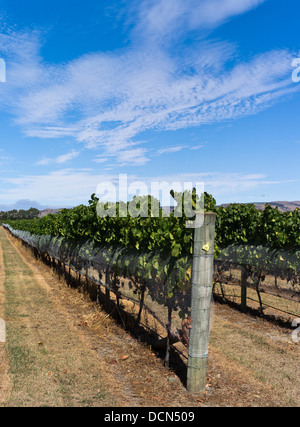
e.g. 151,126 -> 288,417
0,199 -> 65,213
0,199 -> 45,211
220,201 -> 300,212
161,206 -> 175,214
38,209 -> 62,218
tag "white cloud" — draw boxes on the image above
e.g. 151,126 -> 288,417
117,148 -> 150,166
0,0 -> 298,170
0,169 -> 292,206
93,147 -> 150,166
157,145 -> 187,155
36,157 -> 52,166
190,144 -> 205,150
188,0 -> 266,29
0,148 -> 13,170
240,174 -> 266,180
14,46 -> 297,164
93,157 -> 109,164
0,169 -> 112,205
134,0 -> 266,43
56,150 -> 80,164
36,150 -> 80,166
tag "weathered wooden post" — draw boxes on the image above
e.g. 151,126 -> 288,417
187,212 -> 216,394
241,267 -> 248,313
105,269 -> 111,312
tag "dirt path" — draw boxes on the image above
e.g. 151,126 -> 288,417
0,227 -> 299,407
0,240 -> 11,405
0,228 -> 121,407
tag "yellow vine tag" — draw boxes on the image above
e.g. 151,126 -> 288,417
202,243 -> 210,252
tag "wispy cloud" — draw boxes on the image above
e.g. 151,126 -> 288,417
134,0 -> 266,44
157,145 -> 187,155
0,148 -> 13,170
0,0 -> 298,168
0,169 -> 293,206
36,150 -> 80,166
93,156 -> 109,164
190,144 -> 205,150
117,148 -> 150,166
18,47 -> 297,162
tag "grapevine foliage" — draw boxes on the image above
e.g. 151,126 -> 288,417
3,195 -> 300,293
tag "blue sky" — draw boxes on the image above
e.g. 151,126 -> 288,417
0,0 -> 299,208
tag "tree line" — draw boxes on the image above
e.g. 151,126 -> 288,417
0,207 -> 40,221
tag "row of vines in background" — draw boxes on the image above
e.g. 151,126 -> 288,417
216,203 -> 300,314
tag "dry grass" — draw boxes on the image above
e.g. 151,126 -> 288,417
209,304 -> 300,406
0,229 -> 116,407
0,229 -> 199,407
0,240 -> 11,405
214,282 -> 300,322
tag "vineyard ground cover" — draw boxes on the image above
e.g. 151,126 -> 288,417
1,227 -> 299,407
214,269 -> 300,323
220,268 -> 300,298
0,228 -> 196,407
213,283 -> 300,324
59,262 -> 300,348
36,258 -> 190,356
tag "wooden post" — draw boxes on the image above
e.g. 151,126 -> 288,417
164,304 -> 173,367
84,265 -> 89,292
187,212 -> 216,394
135,282 -> 146,332
105,270 -> 110,312
97,271 -> 102,304
241,267 -> 248,313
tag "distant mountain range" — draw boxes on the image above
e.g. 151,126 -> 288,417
40,202 -> 300,217
0,199 -> 45,211
220,201 -> 300,212
38,209 -> 62,217
0,200 -> 63,214
1,199 -> 299,216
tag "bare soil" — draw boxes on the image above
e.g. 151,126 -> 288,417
0,227 -> 299,407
